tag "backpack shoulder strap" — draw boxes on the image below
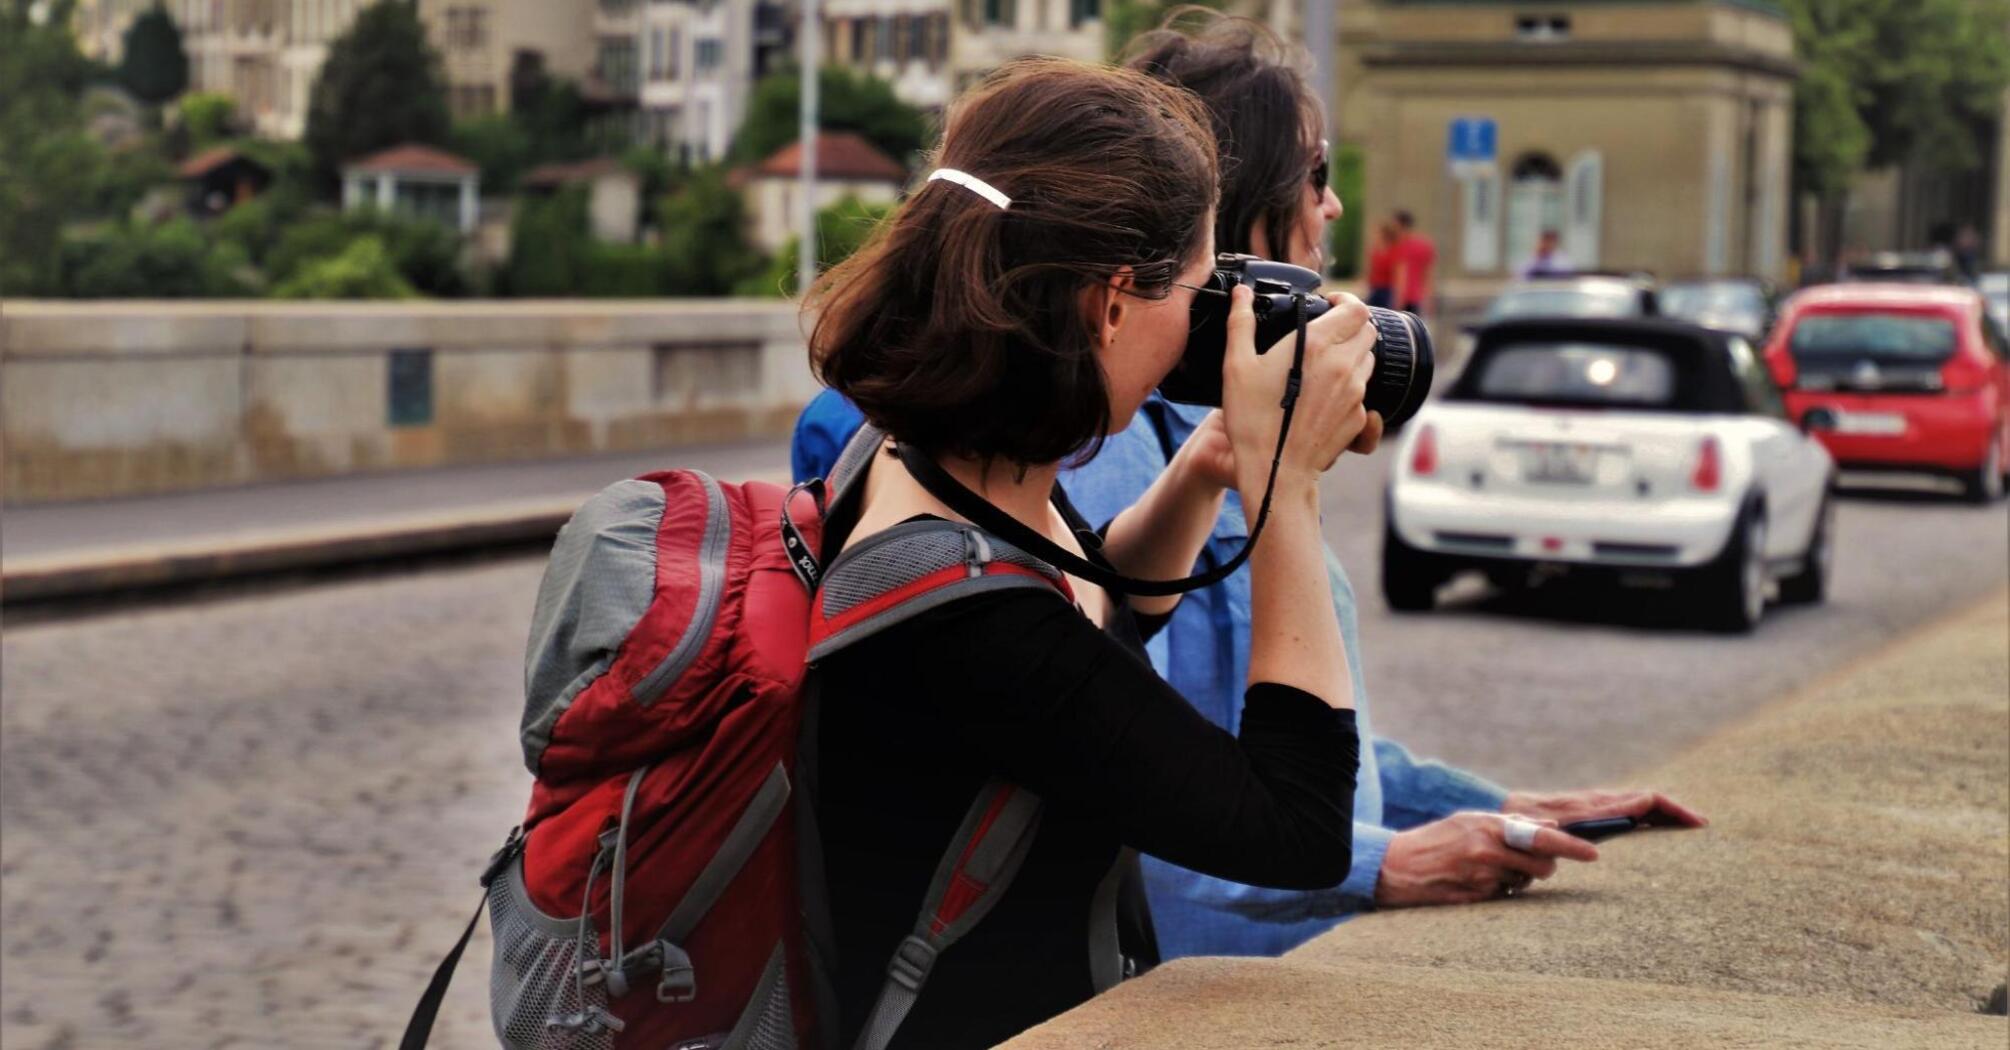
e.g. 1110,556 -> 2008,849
807,518 -> 1075,664
852,780 -> 1042,1050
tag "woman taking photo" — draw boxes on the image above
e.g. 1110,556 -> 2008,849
806,58 -> 1376,1049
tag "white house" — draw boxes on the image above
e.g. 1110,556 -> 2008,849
734,132 -> 907,254
341,144 -> 481,235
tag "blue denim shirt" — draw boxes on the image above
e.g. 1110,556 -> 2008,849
789,389 -> 1509,958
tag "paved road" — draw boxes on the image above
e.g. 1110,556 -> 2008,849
2,438 -> 2005,1049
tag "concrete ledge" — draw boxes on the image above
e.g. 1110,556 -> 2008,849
1004,592 -> 2010,1048
0,498 -> 583,604
1004,957 -> 2001,1049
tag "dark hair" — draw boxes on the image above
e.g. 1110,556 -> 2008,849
809,58 -> 1219,466
1122,8 -> 1321,259
1394,209 -> 1416,229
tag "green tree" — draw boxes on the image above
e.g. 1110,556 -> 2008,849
738,194 -> 891,297
657,167 -> 765,295
1104,0 -> 1222,58
730,67 -> 927,167
1785,0 -> 2010,259
503,188 -> 593,295
59,217 -> 256,298
1326,141 -> 1364,279
0,0 -> 114,294
266,208 -> 469,296
272,235 -> 418,298
304,0 -> 451,185
451,114 -> 535,194
118,3 -> 189,106
177,91 -> 236,151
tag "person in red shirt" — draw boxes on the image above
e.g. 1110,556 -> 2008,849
1391,209 -> 1436,315
1364,219 -> 1400,308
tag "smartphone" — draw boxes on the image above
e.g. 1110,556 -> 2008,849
1561,816 -> 1639,842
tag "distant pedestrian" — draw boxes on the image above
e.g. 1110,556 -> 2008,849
1519,228 -> 1573,278
1365,219 -> 1400,308
1392,209 -> 1436,314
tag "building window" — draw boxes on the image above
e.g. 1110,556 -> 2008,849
388,349 -> 434,427
648,27 -> 664,80
1514,14 -> 1570,41
668,28 -> 681,78
929,13 -> 948,66
851,18 -> 869,62
599,36 -> 638,92
695,37 -> 722,72
904,13 -> 926,63
1069,0 -> 1100,27
874,17 -> 893,62
982,0 -> 1016,27
445,6 -> 489,50
893,14 -> 909,62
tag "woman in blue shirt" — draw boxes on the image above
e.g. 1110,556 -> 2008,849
795,12 -> 1703,961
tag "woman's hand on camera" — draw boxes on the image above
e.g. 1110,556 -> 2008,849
1221,286 -> 1378,496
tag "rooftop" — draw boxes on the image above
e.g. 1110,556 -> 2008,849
752,132 -> 907,183
343,144 -> 478,177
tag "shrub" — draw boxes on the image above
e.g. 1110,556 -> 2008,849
272,235 -> 417,299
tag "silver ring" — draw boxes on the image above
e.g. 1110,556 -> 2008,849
1502,817 -> 1541,851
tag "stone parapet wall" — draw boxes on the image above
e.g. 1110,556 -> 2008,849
0,300 -> 816,504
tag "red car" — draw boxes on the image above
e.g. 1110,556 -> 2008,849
1764,284 -> 2010,502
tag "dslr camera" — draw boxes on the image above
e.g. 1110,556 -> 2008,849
1163,254 -> 1434,429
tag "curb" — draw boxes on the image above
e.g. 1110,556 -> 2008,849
1,497 -> 588,605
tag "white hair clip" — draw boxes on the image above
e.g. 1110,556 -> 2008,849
927,168 -> 1012,210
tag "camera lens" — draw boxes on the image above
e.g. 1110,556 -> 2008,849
1164,256 -> 1435,429
1363,307 -> 1434,429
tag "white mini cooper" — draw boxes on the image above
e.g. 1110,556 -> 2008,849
1384,317 -> 1836,632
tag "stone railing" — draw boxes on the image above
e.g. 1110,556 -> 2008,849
0,300 -> 816,504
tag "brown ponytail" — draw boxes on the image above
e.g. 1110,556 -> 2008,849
807,57 -> 1219,467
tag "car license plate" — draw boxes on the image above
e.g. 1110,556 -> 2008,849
1836,411 -> 1906,436
1518,441 -> 1599,484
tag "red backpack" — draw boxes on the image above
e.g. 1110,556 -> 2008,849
402,426 -> 1101,1050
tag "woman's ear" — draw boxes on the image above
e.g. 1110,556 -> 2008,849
1081,268 -> 1135,348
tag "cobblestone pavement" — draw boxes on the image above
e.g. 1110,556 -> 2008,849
3,442 -> 2005,1048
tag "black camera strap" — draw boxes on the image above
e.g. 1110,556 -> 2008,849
897,295 -> 1311,598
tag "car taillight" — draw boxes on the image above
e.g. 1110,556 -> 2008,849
1940,356 -> 1989,395
1691,437 -> 1721,492
1411,424 -> 1438,476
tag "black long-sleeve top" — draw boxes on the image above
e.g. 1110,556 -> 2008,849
814,520 -> 1360,1049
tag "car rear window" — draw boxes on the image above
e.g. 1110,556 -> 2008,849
1486,288 -> 1640,321
1463,342 -> 1678,407
1788,313 -> 1955,360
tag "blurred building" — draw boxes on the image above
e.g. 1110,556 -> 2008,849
341,143 -> 481,233
1341,0 -> 1796,301
523,157 -> 644,243
417,0 -> 599,119
733,130 -> 906,252
821,1 -> 955,111
636,0 -> 792,163
819,0 -> 1103,113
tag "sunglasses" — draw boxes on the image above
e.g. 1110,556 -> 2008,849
1308,139 -> 1330,191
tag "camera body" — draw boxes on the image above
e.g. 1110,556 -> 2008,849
1164,254 -> 1435,429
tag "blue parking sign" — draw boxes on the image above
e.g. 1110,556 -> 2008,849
1447,116 -> 1497,175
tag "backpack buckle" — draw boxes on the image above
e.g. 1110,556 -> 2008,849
480,827 -> 525,889
655,941 -> 697,1003
888,935 -> 937,993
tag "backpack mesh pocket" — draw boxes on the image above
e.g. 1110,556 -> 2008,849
488,859 -> 616,1050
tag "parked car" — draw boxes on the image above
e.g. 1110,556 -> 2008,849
1481,274 -> 1659,324
1981,272 -> 2008,334
1763,283 -> 2010,502
1840,250 -> 1959,285
1660,277 -> 1775,343
1385,317 -> 1835,632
